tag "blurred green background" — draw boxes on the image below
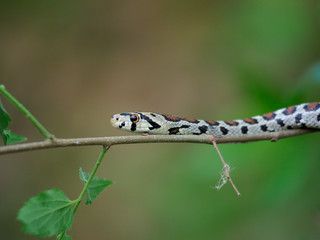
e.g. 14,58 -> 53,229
1,0 -> 320,239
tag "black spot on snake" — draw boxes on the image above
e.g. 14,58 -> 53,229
119,122 -> 125,128
295,113 -> 302,124
168,125 -> 189,135
317,114 -> 320,121
241,126 -> 248,134
276,119 -> 285,127
220,126 -> 229,135
260,124 -> 268,132
196,125 -> 208,135
300,123 -> 307,129
168,128 -> 179,135
131,123 -> 136,131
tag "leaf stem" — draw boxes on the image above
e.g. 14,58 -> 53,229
0,85 -> 52,139
73,145 -> 109,214
57,146 -> 109,240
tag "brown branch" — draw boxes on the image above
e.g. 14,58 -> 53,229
211,136 -> 241,196
0,129 -> 317,155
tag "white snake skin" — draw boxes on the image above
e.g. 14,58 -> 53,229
110,102 -> 320,137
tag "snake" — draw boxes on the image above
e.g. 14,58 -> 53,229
110,102 -> 320,136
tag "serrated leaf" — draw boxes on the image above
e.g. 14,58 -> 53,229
17,189 -> 74,237
0,99 -> 11,131
3,129 -> 27,144
79,168 -> 113,205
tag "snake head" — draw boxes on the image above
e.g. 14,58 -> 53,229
110,112 -> 162,133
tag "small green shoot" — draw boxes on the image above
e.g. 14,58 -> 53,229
0,85 -> 52,139
79,168 -> 113,205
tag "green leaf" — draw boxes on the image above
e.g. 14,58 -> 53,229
79,168 -> 113,205
0,99 -> 11,131
3,129 -> 27,144
17,189 -> 74,237
0,99 -> 27,145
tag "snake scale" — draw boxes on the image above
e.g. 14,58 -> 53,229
110,102 -> 320,137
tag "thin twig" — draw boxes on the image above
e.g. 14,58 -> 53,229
0,85 -> 53,139
0,129 -> 317,155
211,136 -> 241,196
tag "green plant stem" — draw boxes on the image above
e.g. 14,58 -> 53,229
74,145 -> 109,213
57,145 -> 109,240
0,85 -> 52,139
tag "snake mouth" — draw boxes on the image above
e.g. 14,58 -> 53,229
110,114 -> 120,128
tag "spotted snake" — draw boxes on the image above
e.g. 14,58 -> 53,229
110,102 -> 320,137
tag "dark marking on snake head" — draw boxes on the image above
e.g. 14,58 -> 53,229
220,126 -> 229,135
241,126 -> 248,134
119,113 -> 131,116
276,119 -> 285,127
295,113 -> 302,124
140,114 -> 161,130
283,106 -> 296,115
262,112 -> 276,120
260,124 -> 268,132
131,123 -> 136,131
317,113 -> 320,121
150,113 -> 156,117
119,122 -> 125,129
147,121 -> 161,130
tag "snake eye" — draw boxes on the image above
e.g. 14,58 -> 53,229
130,114 -> 139,123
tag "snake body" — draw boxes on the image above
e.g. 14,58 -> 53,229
110,102 -> 320,136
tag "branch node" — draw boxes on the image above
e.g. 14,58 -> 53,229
50,135 -> 57,142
